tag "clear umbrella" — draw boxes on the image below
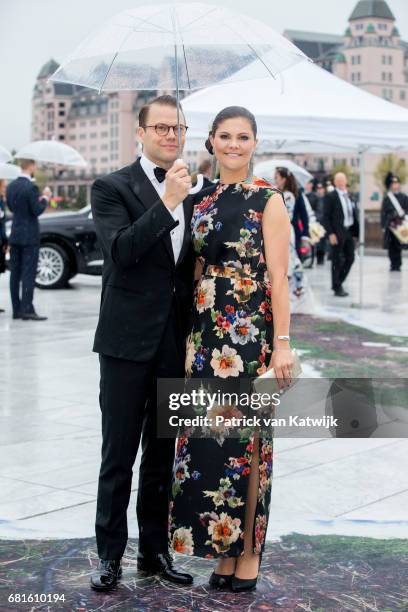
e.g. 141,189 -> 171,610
254,159 -> 313,188
0,145 -> 12,164
0,163 -> 21,180
15,141 -> 87,168
50,2 -> 309,154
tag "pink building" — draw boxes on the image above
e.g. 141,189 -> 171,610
282,0 -> 408,208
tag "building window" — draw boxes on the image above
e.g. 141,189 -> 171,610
352,56 -> 355,65
388,72 -> 392,82
401,90 -> 406,101
90,132 -> 97,138
59,123 -> 65,128
58,110 -> 65,117
59,135 -> 65,140
59,102 -> 65,108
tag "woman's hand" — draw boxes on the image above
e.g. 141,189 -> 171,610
269,347 -> 294,390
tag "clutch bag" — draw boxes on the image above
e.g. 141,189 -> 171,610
252,349 -> 302,395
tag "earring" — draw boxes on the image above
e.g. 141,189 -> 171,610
211,156 -> 219,181
245,154 -> 254,184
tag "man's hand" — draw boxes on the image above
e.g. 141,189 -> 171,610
42,186 -> 52,199
162,160 -> 192,211
328,233 -> 338,246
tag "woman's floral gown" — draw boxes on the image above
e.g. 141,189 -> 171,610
169,178 -> 284,559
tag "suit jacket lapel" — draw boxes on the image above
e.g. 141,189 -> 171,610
128,158 -> 175,264
177,196 -> 194,266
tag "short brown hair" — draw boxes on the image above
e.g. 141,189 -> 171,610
138,95 -> 184,127
19,159 -> 36,170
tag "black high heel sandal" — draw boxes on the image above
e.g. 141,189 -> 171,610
231,552 -> 262,593
209,572 -> 234,589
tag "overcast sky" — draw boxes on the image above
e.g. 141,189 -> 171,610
1,0 -> 407,150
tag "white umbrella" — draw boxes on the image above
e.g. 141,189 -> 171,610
15,141 -> 87,168
254,159 -> 313,188
0,145 -> 12,164
0,163 -> 21,180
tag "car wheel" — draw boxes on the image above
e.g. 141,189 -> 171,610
36,243 -> 71,289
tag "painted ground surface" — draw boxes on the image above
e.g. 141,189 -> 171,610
291,314 -> 408,378
0,535 -> 407,611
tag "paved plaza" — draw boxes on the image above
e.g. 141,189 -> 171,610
0,253 -> 407,543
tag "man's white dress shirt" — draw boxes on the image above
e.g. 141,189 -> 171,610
140,154 -> 185,264
336,188 -> 354,228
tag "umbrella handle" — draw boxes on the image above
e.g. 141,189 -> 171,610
189,174 -> 204,195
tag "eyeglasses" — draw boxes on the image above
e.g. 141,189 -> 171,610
143,123 -> 189,137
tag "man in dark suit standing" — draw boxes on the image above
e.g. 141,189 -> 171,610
90,96 -> 197,591
323,172 -> 359,297
6,160 -> 50,320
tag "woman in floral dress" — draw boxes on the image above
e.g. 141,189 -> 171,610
169,107 -> 293,591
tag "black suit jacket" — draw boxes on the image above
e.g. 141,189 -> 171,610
322,189 -> 359,243
0,196 -> 7,247
91,158 -> 201,362
6,177 -> 47,246
381,192 -> 408,248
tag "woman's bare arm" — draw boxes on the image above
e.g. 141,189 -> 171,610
262,192 -> 293,384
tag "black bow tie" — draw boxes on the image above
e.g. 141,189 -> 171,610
154,166 -> 167,183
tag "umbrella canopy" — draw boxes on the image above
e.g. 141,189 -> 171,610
0,145 -> 12,164
183,58 -> 408,150
254,159 -> 313,187
15,141 -> 87,168
50,3 -> 308,92
0,163 -> 21,180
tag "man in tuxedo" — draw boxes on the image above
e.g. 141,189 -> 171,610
6,160 -> 50,320
90,95 -> 196,591
323,172 -> 359,297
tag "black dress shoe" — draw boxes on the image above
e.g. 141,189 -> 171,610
390,267 -> 401,272
0,308 -> 5,313
12,313 -> 22,319
334,288 -> 349,297
90,559 -> 122,591
137,552 -> 193,585
21,313 -> 48,321
209,572 -> 233,589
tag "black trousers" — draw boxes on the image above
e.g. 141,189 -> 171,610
9,244 -> 39,316
388,232 -> 402,270
331,231 -> 355,291
95,300 -> 185,560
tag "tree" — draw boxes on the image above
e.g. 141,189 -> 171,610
330,161 -> 358,190
374,154 -> 407,193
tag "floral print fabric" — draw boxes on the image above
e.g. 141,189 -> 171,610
169,179 -> 282,558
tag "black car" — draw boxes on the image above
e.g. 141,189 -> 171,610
7,205 -> 102,289
36,205 -> 102,289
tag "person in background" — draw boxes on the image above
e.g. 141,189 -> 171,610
191,158 -> 213,188
6,159 -> 50,320
381,173 -> 408,272
326,179 -> 335,193
323,172 -> 359,297
305,179 -> 318,212
274,167 -> 314,312
275,167 -> 309,256
315,182 -> 327,265
0,180 -> 8,313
